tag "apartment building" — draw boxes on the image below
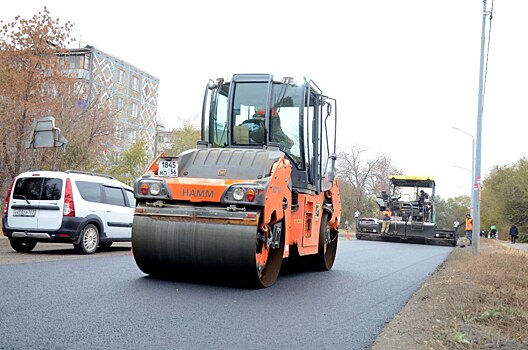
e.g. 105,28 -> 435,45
64,45 -> 160,161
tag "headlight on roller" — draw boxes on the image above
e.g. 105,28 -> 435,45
149,183 -> 161,196
233,187 -> 244,201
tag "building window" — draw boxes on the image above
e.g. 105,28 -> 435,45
114,124 -> 123,140
128,128 -> 138,142
116,97 -> 124,111
117,69 -> 125,84
132,76 -> 140,91
157,135 -> 164,144
130,102 -> 138,117
83,54 -> 90,70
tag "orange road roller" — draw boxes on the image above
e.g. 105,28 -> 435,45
132,74 -> 341,287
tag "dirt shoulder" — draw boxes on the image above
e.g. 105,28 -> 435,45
372,239 -> 528,350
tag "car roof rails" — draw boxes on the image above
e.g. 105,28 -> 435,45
65,170 -> 115,180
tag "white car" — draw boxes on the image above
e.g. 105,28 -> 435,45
2,170 -> 135,254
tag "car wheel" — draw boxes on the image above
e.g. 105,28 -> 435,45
9,239 -> 37,253
99,242 -> 113,248
74,224 -> 99,254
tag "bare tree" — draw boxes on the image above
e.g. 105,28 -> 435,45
337,144 -> 403,218
368,155 -> 404,195
337,144 -> 381,214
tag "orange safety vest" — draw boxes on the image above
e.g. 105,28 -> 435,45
382,210 -> 392,220
465,217 -> 473,231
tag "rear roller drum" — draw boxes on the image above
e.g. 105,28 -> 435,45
312,212 -> 338,271
255,221 -> 285,288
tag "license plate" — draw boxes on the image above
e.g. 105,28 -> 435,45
158,159 -> 178,177
13,209 -> 36,217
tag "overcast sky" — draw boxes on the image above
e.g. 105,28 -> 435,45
2,0 -> 526,199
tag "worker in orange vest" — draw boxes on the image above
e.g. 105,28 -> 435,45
465,214 -> 473,246
381,209 -> 392,235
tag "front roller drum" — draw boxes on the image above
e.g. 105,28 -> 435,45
132,216 -> 284,288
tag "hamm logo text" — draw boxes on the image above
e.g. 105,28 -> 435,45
181,189 -> 215,198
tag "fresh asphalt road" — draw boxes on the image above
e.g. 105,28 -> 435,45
0,239 -> 452,350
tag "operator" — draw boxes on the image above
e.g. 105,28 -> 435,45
248,108 -> 294,149
269,111 -> 294,149
247,110 -> 266,143
418,190 -> 428,207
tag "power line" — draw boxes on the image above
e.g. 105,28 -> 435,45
482,0 -> 495,104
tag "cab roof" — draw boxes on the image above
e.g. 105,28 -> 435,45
388,175 -> 435,188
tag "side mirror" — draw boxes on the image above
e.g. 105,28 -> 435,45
326,102 -> 332,116
26,117 -> 68,149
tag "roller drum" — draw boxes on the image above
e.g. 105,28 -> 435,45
132,215 -> 283,287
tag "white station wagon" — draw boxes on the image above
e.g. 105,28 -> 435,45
2,170 -> 135,254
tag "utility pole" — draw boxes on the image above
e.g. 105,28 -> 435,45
472,0 -> 490,256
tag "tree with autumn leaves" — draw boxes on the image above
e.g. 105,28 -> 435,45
0,8 -> 115,198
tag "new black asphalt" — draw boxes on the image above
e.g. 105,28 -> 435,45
0,239 -> 452,350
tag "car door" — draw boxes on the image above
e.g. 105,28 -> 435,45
7,176 -> 43,230
74,180 -> 109,235
35,177 -> 64,230
102,185 -> 132,239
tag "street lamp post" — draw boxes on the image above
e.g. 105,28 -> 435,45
452,127 -> 475,218
471,0 -> 492,256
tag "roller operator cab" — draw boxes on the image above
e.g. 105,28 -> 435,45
132,74 -> 341,287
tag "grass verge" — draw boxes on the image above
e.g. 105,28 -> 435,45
372,239 -> 528,349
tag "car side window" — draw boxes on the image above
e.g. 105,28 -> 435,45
125,189 -> 136,208
76,181 -> 103,203
104,186 -> 126,207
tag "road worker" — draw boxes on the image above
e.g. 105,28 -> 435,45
381,209 -> 392,235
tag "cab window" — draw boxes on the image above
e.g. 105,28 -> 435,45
271,83 -> 304,169
231,82 -> 268,146
205,82 -> 229,147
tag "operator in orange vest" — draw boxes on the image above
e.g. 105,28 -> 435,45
465,214 -> 473,246
381,208 -> 392,235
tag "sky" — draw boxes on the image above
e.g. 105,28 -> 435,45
2,0 -> 527,199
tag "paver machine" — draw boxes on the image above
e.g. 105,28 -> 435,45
356,176 -> 457,246
132,74 -> 341,287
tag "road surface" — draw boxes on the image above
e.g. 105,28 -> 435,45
0,237 -> 452,349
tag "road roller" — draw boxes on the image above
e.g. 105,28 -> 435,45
132,74 -> 341,287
